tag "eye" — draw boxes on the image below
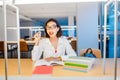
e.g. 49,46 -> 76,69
46,25 -> 57,30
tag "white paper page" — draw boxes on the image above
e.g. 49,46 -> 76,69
50,61 -> 64,66
34,59 -> 50,67
34,59 -> 64,67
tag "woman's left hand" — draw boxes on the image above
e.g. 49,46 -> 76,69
45,57 -> 62,62
45,57 -> 55,62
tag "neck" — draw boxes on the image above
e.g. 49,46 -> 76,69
49,36 -> 58,41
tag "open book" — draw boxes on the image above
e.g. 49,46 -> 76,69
34,59 -> 64,67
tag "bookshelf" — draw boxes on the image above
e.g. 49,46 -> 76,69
1,2 -> 21,78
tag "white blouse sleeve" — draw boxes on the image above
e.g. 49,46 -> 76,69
32,39 -> 44,61
61,37 -> 77,60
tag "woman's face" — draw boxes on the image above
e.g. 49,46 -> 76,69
46,21 -> 59,38
87,49 -> 92,53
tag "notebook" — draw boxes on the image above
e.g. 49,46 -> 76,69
32,65 -> 53,74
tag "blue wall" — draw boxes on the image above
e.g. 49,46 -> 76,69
77,2 -> 98,55
31,17 -> 68,26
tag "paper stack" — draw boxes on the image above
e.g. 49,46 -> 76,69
63,56 -> 95,72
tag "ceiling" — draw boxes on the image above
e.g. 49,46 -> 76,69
15,3 -> 77,20
0,0 -> 109,20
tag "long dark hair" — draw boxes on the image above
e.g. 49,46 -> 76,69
85,48 -> 93,53
44,18 -> 62,38
84,48 -> 96,57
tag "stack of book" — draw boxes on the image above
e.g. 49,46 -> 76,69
63,56 -> 95,72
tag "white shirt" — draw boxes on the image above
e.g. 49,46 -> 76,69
32,36 -> 77,61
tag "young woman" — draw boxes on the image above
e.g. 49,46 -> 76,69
32,18 -> 77,62
83,48 -> 96,58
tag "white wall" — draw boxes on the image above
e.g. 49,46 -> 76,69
0,7 -> 18,41
0,7 -> 5,41
77,2 -> 98,55
6,9 -> 17,27
68,16 -> 74,37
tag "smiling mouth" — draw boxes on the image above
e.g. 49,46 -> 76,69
49,32 -> 54,35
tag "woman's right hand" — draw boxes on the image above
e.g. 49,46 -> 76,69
34,32 -> 41,46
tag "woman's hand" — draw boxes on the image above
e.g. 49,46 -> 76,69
45,57 -> 62,62
34,32 -> 41,46
45,57 -> 55,62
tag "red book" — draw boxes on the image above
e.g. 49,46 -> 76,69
32,65 -> 53,74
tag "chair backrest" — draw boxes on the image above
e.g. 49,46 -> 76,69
20,41 -> 28,52
70,40 -> 77,51
0,41 -> 4,51
80,48 -> 102,58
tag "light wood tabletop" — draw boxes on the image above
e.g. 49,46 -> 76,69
53,59 -> 120,77
0,59 -> 33,76
0,59 -> 120,78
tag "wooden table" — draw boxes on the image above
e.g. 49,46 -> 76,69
0,59 -> 120,80
7,40 -> 35,45
0,59 -> 33,76
26,40 -> 35,45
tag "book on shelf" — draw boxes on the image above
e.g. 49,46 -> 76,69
63,56 -> 95,72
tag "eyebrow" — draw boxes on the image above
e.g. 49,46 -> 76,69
46,24 -> 57,27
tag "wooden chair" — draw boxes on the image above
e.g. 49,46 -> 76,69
0,41 -> 4,58
0,41 -> 17,58
70,40 -> 77,51
20,40 -> 30,58
80,48 -> 102,58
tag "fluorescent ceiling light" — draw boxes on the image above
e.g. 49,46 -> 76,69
19,15 -> 33,21
15,0 -> 107,4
